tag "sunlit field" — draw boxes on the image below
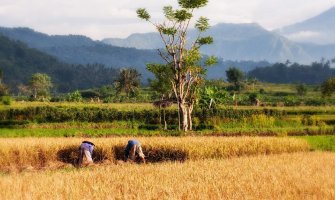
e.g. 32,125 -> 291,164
1,152 -> 334,199
3,101 -> 335,112
0,137 -> 308,172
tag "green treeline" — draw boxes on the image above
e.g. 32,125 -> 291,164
248,60 -> 335,84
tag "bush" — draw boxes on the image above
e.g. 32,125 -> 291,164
259,88 -> 265,94
66,90 -> 83,102
248,93 -> 258,105
305,99 -> 327,106
80,90 -> 101,99
0,120 -> 29,128
138,124 -> 161,130
2,96 -> 12,105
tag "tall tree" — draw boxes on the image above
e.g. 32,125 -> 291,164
114,68 -> 141,97
226,67 -> 244,86
137,0 -> 217,131
29,73 -> 53,99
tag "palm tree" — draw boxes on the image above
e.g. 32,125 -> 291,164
114,68 -> 141,97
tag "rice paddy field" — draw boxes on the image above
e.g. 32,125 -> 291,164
1,101 -> 335,199
0,136 -> 334,199
0,137 -> 309,172
3,101 -> 335,113
1,152 -> 334,199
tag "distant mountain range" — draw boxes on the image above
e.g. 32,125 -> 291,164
102,22 -> 334,64
0,6 -> 334,87
0,27 -> 270,81
103,7 -> 335,64
277,7 -> 335,45
0,27 -> 162,79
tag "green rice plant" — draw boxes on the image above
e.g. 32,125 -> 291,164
298,135 -> 335,152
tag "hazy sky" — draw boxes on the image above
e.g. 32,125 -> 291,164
0,0 -> 334,40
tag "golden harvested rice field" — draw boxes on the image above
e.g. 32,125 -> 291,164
1,152 -> 335,199
0,137 -> 334,199
0,137 -> 308,171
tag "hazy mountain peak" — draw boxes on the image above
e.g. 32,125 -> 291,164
277,6 -> 335,44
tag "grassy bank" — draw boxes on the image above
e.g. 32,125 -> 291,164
299,135 -> 335,152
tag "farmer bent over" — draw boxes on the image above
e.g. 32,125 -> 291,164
125,139 -> 145,163
78,141 -> 95,166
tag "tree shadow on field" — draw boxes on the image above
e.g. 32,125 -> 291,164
57,146 -> 109,166
113,145 -> 188,163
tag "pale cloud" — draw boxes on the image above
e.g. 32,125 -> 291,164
0,0 -> 334,39
285,31 -> 335,44
286,31 -> 321,40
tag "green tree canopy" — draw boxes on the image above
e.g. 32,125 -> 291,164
296,83 -> 307,96
114,68 -> 141,97
147,64 -> 173,100
226,67 -> 244,85
29,73 -> 53,99
321,77 -> 335,97
137,0 -> 216,131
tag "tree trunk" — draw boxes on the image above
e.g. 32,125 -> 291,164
33,88 -> 37,99
159,105 -> 162,127
179,103 -> 189,132
163,108 -> 167,130
177,101 -> 181,131
187,103 -> 194,131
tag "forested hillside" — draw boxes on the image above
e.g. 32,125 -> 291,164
0,27 -> 162,79
0,34 -> 118,92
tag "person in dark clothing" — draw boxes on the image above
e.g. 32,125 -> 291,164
125,139 -> 145,163
78,141 -> 95,166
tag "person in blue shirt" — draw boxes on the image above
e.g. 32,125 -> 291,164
78,141 -> 95,166
125,139 -> 145,163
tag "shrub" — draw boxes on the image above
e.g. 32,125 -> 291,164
305,99 -> 327,106
138,124 -> 161,130
248,93 -> 258,105
80,90 -> 101,99
259,88 -> 265,94
2,96 -> 12,105
66,90 -> 83,102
